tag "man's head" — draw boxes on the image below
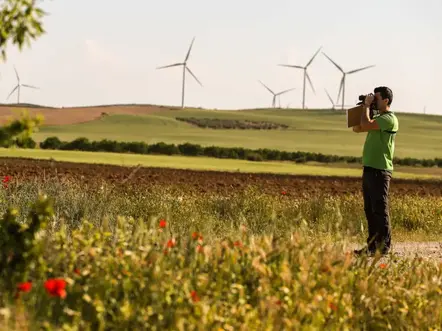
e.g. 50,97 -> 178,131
374,86 -> 393,112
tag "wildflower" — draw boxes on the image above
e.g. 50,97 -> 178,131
159,219 -> 167,228
234,241 -> 242,247
281,190 -> 287,195
328,302 -> 338,312
17,282 -> 32,293
167,239 -> 176,248
196,245 -> 204,253
379,263 -> 387,269
2,176 -> 10,188
44,278 -> 67,299
190,290 -> 200,303
192,232 -> 203,241
74,268 -> 81,276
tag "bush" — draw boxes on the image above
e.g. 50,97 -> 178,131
36,136 -> 441,168
246,152 -> 263,162
40,136 -> 63,150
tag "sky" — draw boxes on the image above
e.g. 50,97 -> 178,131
1,0 -> 441,115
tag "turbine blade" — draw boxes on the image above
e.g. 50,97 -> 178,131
336,76 -> 344,104
278,64 -> 304,69
22,84 -> 39,89
347,65 -> 375,74
14,65 -> 19,82
305,46 -> 322,67
324,88 -> 334,105
156,63 -> 183,70
186,67 -> 202,86
276,88 -> 295,96
306,71 -> 315,94
184,37 -> 195,63
258,80 -> 275,95
322,52 -> 344,73
6,85 -> 18,100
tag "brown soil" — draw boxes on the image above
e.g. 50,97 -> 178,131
0,104 -> 174,126
1,158 -> 441,197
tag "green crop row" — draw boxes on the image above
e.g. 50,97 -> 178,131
38,136 -> 442,167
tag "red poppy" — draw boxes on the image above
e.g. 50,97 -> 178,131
234,241 -> 242,247
329,302 -> 338,311
44,278 -> 67,298
190,290 -> 200,303
17,282 -> 32,293
281,191 -> 287,195
192,232 -> 203,241
159,219 -> 167,228
379,263 -> 387,269
2,176 -> 10,188
167,239 -> 176,248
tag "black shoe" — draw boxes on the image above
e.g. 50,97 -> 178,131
353,247 -> 375,256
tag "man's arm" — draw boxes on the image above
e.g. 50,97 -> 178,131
353,96 -> 380,133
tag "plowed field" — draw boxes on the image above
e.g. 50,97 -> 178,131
1,158 -> 441,196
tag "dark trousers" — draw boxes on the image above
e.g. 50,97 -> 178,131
362,166 -> 392,253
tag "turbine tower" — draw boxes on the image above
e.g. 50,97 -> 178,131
258,81 -> 295,108
156,37 -> 202,109
322,52 -> 375,110
278,46 -> 322,109
7,66 -> 39,104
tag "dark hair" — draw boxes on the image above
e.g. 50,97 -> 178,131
374,86 -> 393,106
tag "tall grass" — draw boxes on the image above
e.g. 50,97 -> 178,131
0,180 -> 441,329
2,180 -> 441,241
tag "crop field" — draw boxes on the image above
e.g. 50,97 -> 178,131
1,104 -> 442,159
1,105 -> 442,329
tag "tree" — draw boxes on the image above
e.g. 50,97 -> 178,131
0,0 -> 47,60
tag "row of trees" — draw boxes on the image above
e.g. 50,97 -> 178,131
176,117 -> 289,130
39,136 -> 442,168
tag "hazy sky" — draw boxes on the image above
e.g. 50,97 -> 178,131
1,0 -> 441,114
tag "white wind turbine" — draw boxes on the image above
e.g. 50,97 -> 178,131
322,52 -> 375,110
259,80 -> 295,108
278,46 -> 322,109
6,66 -> 39,104
156,37 -> 202,109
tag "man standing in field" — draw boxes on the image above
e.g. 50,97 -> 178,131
352,86 -> 398,256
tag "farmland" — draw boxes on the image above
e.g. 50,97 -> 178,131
1,104 -> 442,159
1,104 -> 442,329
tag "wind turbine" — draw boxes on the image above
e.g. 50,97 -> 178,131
322,52 -> 375,110
258,81 -> 295,108
156,37 -> 202,109
324,88 -> 336,110
7,66 -> 39,104
278,46 -> 322,109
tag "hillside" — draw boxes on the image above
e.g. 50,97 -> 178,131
1,104 -> 441,159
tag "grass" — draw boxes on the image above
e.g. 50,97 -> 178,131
0,179 -> 441,329
32,107 -> 442,159
1,148 -> 441,180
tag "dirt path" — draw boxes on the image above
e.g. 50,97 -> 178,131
349,242 -> 442,261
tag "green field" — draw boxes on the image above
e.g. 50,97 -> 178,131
33,108 -> 442,159
2,148 -> 441,180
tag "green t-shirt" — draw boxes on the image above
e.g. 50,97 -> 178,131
362,111 -> 399,171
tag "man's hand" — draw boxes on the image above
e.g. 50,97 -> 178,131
364,94 -> 375,107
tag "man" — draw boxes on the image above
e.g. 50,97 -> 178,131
352,86 -> 399,256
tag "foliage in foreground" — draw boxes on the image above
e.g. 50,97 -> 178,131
0,195 -> 441,330
0,0 -> 47,60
